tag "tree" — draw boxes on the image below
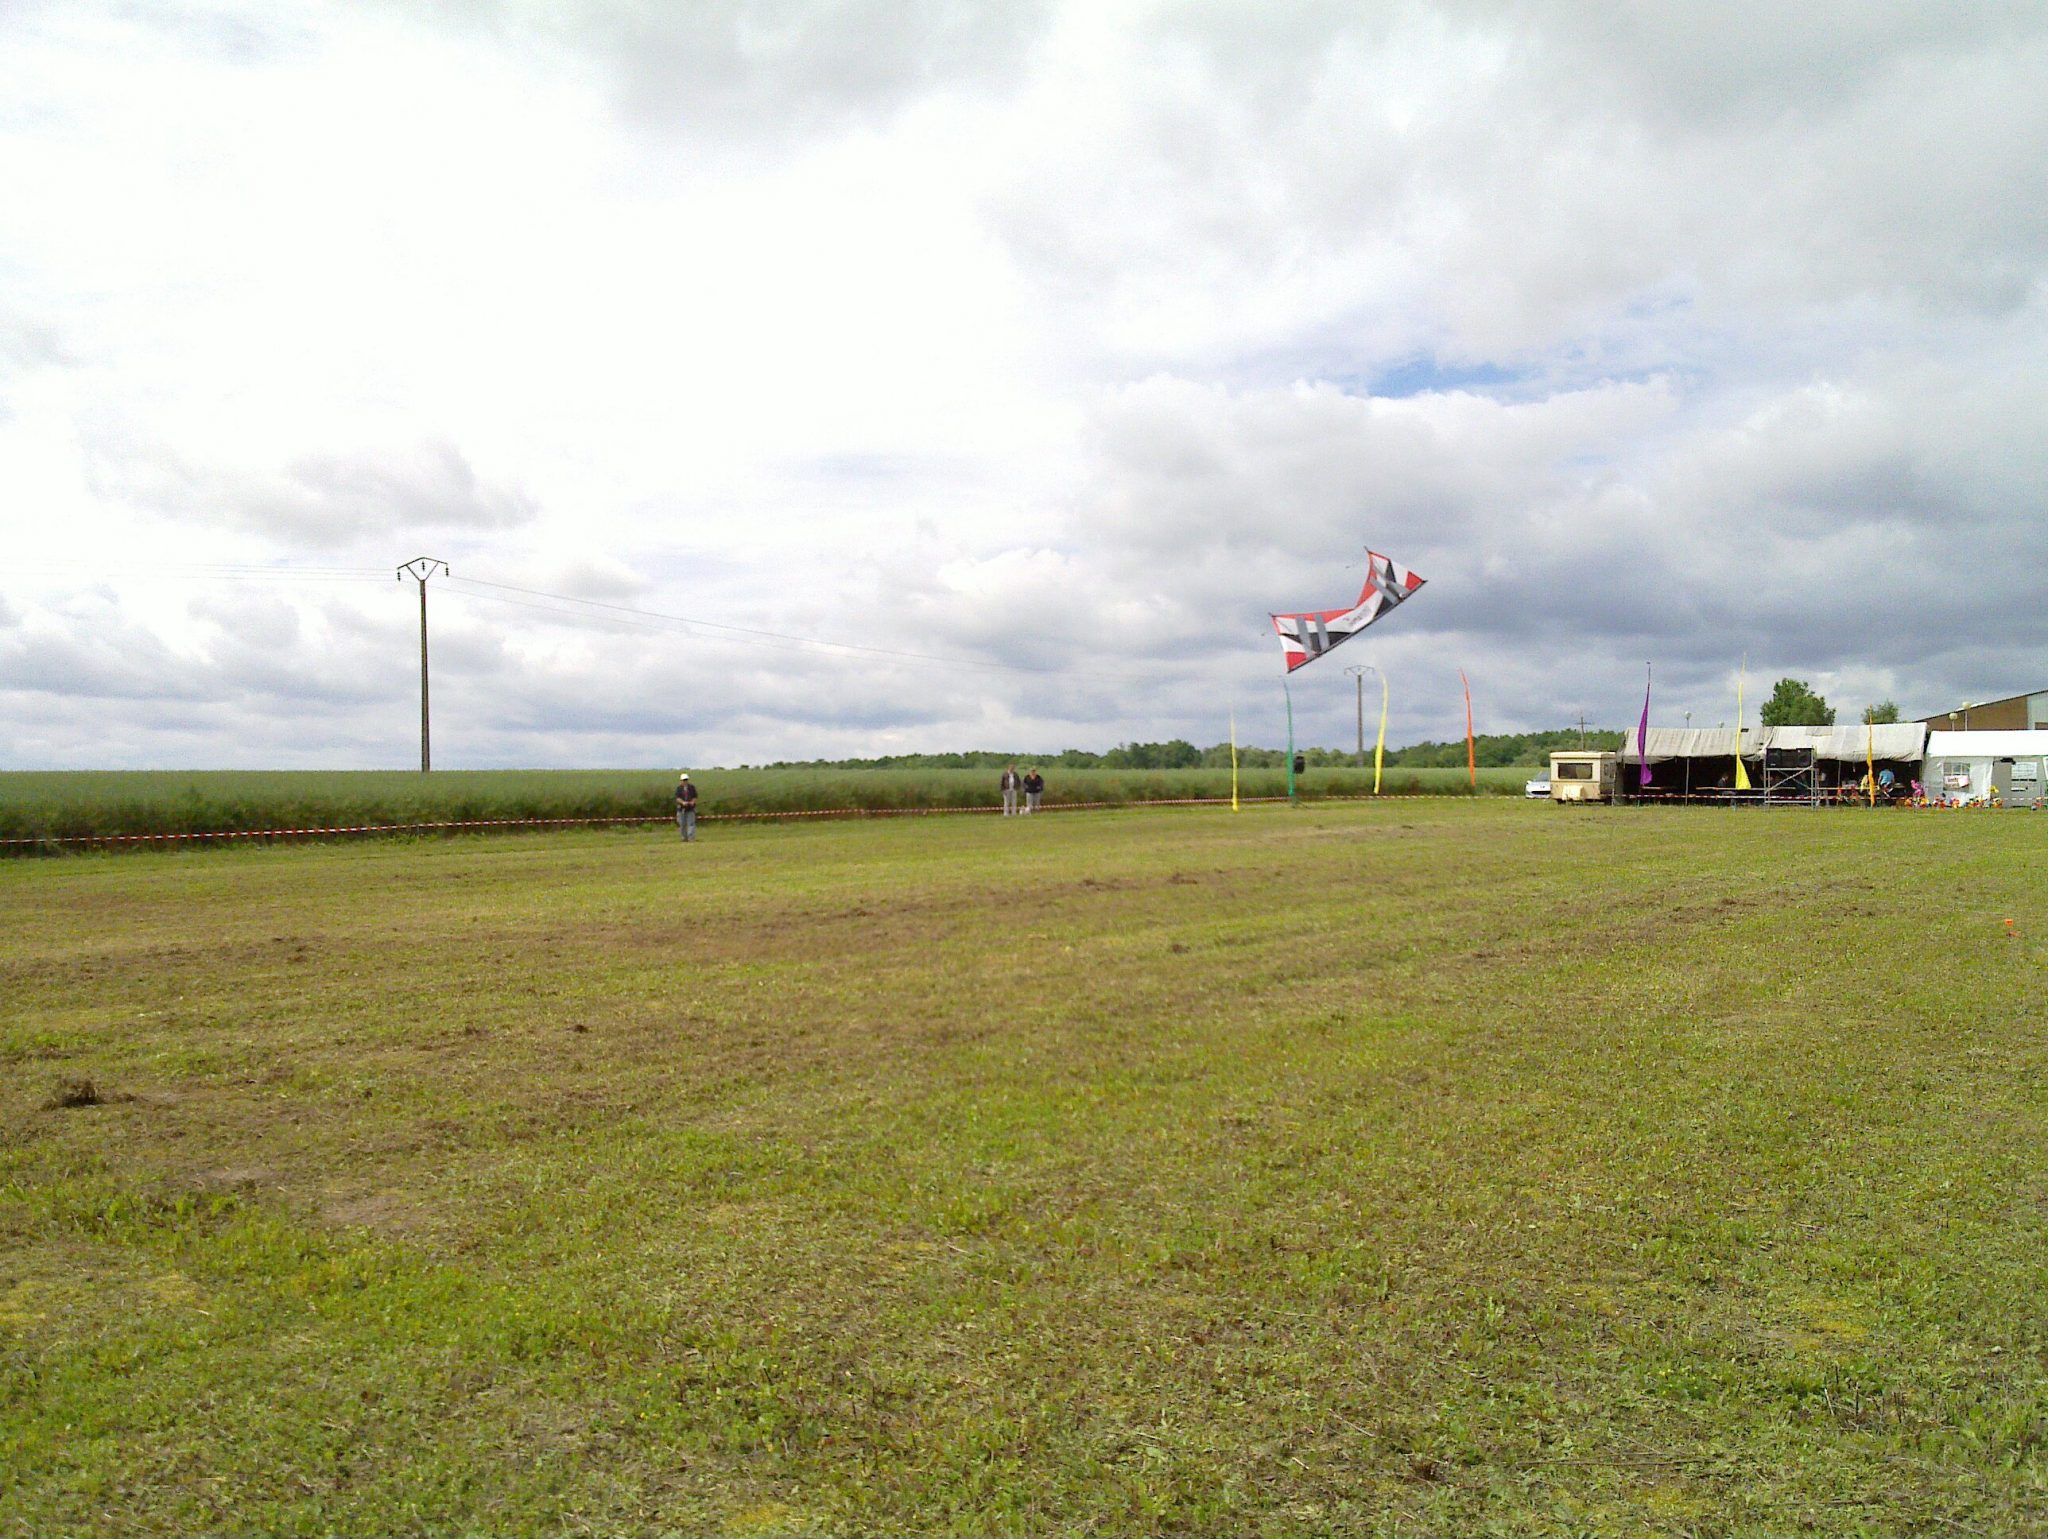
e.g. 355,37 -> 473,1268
1759,678 -> 1835,727
1862,701 -> 1901,724
1100,739 -> 1200,769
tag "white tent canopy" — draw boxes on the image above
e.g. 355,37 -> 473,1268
1616,727 -> 1767,765
1924,730 -> 2048,759
1765,724 -> 1927,761
1614,725 -> 1924,765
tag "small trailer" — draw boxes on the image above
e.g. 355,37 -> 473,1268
1548,750 -> 1619,803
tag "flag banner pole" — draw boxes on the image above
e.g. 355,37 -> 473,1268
1638,663 -> 1653,788
1866,716 -> 1876,807
1230,706 -> 1240,812
1374,670 -> 1388,795
1733,653 -> 1752,792
1284,682 -> 1296,802
1460,668 -> 1476,791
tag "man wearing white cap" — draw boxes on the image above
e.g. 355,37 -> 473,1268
674,772 -> 698,842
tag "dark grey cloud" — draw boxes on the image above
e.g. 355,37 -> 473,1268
455,0 -> 1053,141
253,441 -> 539,543
0,590 -> 408,711
990,1 -> 2048,384
83,432 -> 539,547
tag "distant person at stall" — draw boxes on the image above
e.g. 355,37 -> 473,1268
674,772 -> 698,842
1000,764 -> 1021,816
1023,767 -> 1044,814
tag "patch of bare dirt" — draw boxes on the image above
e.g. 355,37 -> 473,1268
41,1076 -> 136,1110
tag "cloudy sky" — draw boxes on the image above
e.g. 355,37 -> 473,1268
4,1 -> 2045,768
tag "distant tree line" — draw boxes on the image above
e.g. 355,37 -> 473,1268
1380,728 -> 1626,767
766,729 -> 1625,772
753,693 -> 1906,772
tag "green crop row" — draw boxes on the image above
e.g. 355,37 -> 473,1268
0,765 -> 1528,847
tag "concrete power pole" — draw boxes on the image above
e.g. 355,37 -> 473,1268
1344,665 -> 1369,767
397,558 -> 449,771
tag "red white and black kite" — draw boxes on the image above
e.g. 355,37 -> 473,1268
1271,550 -> 1425,672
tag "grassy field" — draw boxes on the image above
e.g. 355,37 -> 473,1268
4,800 -> 2046,1535
0,766 -> 1525,846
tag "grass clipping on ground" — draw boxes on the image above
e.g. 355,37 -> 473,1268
3,801 -> 2045,1536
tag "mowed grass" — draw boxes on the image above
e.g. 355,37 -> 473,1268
0,765 -> 1522,845
3,801 -> 2046,1536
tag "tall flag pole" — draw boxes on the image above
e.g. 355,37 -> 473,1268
1374,669 -> 1389,794
1459,669 -> 1476,791
1284,682 -> 1296,802
1733,654 -> 1753,792
1637,664 -> 1653,788
1230,706 -> 1240,812
1866,715 -> 1877,807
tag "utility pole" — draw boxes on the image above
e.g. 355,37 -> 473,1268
1284,681 -> 1296,802
397,558 -> 449,771
1344,665 -> 1369,766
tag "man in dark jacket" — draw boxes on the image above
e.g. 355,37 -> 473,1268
675,772 -> 698,841
1022,767 -> 1044,814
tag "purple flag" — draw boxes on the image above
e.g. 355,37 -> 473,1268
1637,665 -> 1653,786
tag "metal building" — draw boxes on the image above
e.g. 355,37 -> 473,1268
1918,689 -> 2048,734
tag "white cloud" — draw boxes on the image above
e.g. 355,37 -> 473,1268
1,1 -> 2044,766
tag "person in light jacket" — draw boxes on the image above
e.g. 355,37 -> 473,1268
1000,765 -> 1021,816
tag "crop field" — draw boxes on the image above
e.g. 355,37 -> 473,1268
4,800 -> 2046,1536
0,766 -> 1524,846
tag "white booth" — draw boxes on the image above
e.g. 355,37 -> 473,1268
1922,731 -> 2048,807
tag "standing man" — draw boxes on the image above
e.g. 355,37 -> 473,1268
1023,766 -> 1044,814
1000,764 -> 1021,816
675,772 -> 698,842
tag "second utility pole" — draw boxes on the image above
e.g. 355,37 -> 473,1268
397,558 -> 449,771
1344,665 -> 1369,766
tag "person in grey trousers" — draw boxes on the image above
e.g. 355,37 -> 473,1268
1000,764 -> 1021,816
674,772 -> 698,841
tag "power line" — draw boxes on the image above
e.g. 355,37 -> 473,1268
14,561 -> 391,585
433,584 -> 682,636
441,574 -> 1126,679
14,558 -> 1144,680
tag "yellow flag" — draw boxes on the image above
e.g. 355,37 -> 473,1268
1373,672 -> 1389,794
1733,660 -> 1752,791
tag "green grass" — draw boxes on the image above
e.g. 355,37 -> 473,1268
0,766 -> 1525,846
4,801 -> 2045,1535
